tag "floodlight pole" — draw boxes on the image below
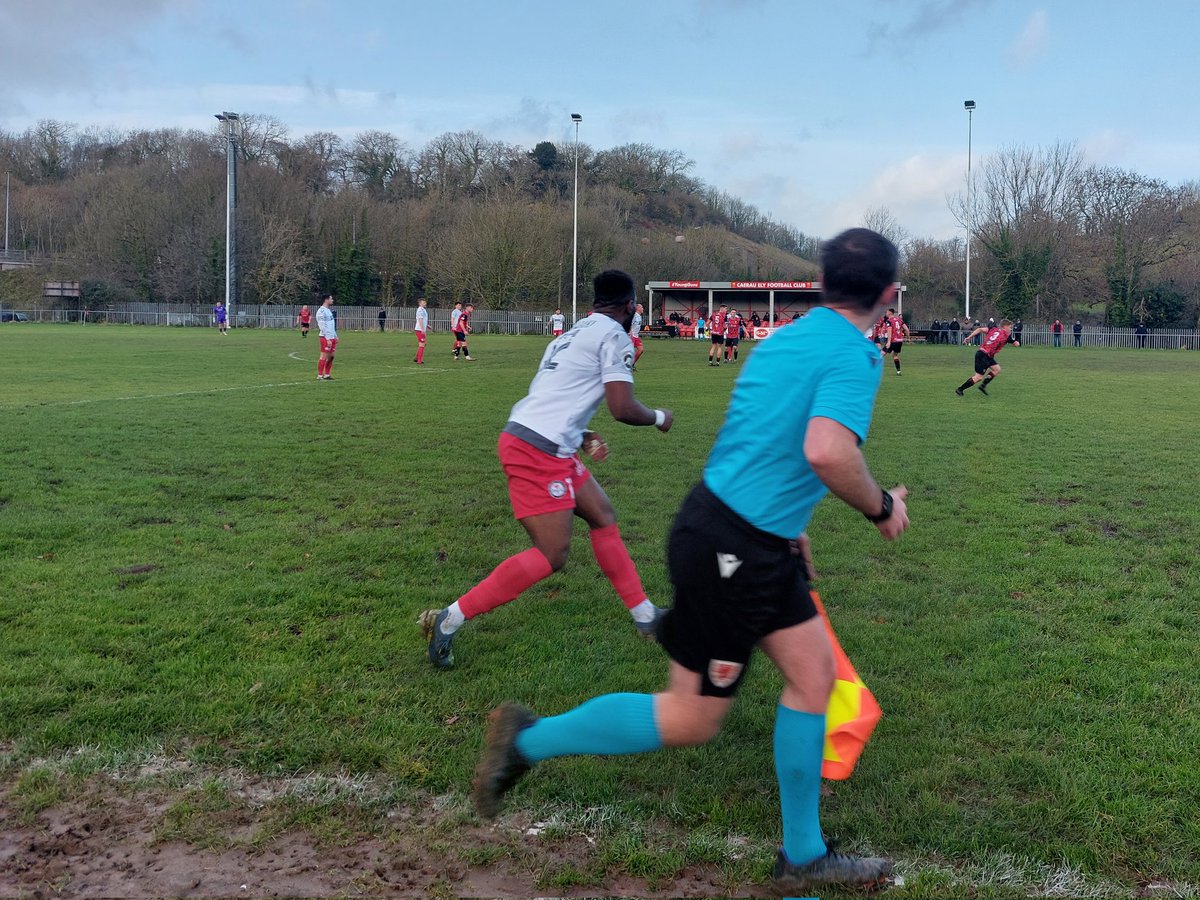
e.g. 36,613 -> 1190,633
964,100 -> 976,321
215,112 -> 240,327
571,113 -> 582,326
3,171 -> 10,253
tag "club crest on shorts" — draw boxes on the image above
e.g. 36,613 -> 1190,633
707,659 -> 743,689
548,480 -> 567,499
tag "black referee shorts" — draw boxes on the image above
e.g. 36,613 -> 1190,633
658,482 -> 817,697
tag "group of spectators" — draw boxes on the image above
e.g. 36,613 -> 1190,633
929,317 -> 1025,346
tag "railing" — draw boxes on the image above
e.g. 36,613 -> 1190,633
915,326 -> 1200,351
3,303 -> 1198,348
0,303 -> 566,335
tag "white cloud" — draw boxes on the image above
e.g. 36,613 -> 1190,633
1008,10 -> 1049,69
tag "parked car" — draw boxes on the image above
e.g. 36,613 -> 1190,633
0,310 -> 29,322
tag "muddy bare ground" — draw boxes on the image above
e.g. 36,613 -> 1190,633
1,775 -> 772,899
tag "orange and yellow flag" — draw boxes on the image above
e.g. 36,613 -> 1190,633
813,592 -> 882,780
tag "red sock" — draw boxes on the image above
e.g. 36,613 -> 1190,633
590,524 -> 646,609
325,357 -> 334,375
457,547 -> 554,619
417,343 -> 425,363
317,359 -> 326,376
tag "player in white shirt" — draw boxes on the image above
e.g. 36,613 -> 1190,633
421,270 -> 674,669
316,293 -> 337,380
549,308 -> 565,337
449,302 -> 465,358
629,303 -> 645,369
413,298 -> 429,364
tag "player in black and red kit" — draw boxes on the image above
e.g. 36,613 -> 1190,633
883,307 -> 909,375
723,308 -> 743,363
707,304 -> 728,366
956,318 -> 1019,396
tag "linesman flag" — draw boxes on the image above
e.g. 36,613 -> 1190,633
812,592 -> 882,780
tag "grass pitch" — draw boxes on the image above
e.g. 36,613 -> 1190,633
1,324 -> 1198,896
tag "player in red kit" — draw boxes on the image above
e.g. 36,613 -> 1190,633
883,307 -> 910,375
956,318 -> 1019,396
458,304 -> 475,360
707,304 -> 728,366
723,308 -> 743,363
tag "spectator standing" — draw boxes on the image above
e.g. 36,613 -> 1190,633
1073,320 -> 1083,347
1051,318 -> 1063,348
950,317 -> 961,344
931,319 -> 941,344
1013,319 -> 1023,345
1136,322 -> 1148,349
972,320 -> 982,345
378,307 -> 387,332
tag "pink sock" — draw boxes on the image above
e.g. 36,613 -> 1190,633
458,547 -> 554,619
590,524 -> 646,609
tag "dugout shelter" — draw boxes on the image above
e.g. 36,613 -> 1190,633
644,279 -> 906,338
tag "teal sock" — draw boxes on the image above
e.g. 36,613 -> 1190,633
515,693 -> 662,763
775,704 -> 828,866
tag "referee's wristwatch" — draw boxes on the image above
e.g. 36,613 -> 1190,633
864,489 -> 894,523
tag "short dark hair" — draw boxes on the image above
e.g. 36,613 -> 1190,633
820,228 -> 899,312
593,269 -> 635,308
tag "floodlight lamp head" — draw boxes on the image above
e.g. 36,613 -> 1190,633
964,100 -> 976,110
571,113 -> 582,122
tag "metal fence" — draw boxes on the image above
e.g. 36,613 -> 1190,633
0,302 -> 564,335
3,301 -> 1199,349
915,325 -> 1200,351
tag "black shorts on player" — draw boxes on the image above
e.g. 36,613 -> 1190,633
454,330 -> 467,342
974,349 -> 995,374
726,337 -> 740,348
710,334 -> 725,346
658,483 -> 818,698
888,341 -> 903,355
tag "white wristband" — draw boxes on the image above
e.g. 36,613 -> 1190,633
653,409 -> 666,427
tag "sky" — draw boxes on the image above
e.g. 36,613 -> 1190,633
2,0 -> 1197,242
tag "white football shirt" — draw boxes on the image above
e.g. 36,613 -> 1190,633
506,314 -> 634,457
550,313 -> 565,332
317,305 -> 337,340
630,312 -> 643,339
415,306 -> 428,333
450,307 -> 462,331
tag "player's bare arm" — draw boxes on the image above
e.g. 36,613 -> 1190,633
603,381 -> 673,432
803,416 -> 909,540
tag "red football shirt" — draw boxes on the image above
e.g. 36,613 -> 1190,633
981,326 -> 1011,356
888,315 -> 906,342
724,313 -> 742,339
710,311 -> 726,336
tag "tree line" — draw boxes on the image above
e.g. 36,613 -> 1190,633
0,117 -> 819,313
2,119 -> 1198,327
